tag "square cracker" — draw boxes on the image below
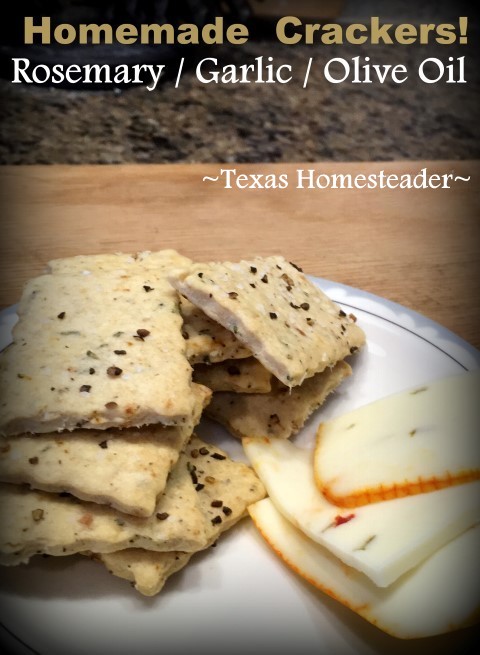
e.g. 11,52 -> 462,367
170,256 -> 365,387
0,384 -> 211,518
0,271 -> 195,436
48,251 -> 250,366
193,357 -> 272,394
90,435 -> 266,595
0,447 -> 212,566
206,361 -> 352,440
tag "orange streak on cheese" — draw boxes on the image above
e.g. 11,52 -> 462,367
247,506 -> 403,635
319,470 -> 480,508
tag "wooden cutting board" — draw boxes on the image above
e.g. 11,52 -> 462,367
0,160 -> 478,348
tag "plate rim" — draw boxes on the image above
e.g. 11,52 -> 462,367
313,276 -> 479,367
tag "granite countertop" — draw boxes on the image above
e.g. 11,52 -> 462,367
0,38 -> 478,164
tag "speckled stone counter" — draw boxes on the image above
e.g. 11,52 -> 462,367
0,38 -> 478,164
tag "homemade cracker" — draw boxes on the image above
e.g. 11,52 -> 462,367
193,357 -> 272,393
170,256 -> 365,387
206,361 -> 352,440
0,451 -> 209,565
180,297 -> 251,364
46,250 -> 192,278
0,384 -> 211,517
0,272 -> 195,436
91,435 -> 266,595
48,250 -> 250,365
94,549 -> 192,597
184,435 -> 267,531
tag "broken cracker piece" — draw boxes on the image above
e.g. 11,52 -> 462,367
193,357 -> 272,394
94,549 -> 192,597
90,435 -> 266,595
180,297 -> 251,364
206,361 -> 351,440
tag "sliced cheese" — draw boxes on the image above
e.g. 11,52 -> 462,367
243,437 -> 480,587
314,371 -> 480,507
249,498 -> 480,639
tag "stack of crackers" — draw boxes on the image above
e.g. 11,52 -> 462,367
0,250 -> 364,596
174,255 -> 365,440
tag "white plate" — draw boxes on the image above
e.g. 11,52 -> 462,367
1,278 -> 479,655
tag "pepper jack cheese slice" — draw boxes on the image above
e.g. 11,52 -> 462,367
0,272 -> 195,436
243,438 -> 480,587
170,256 -> 365,387
249,499 -> 480,639
314,371 -> 480,507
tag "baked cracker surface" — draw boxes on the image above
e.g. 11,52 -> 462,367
206,361 -> 352,440
47,250 -> 192,277
90,435 -> 266,595
0,452 -> 209,566
170,256 -> 365,387
0,271 -> 195,435
193,357 -> 272,393
48,250 -> 250,365
0,385 -> 211,517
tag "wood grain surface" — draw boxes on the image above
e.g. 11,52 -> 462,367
0,161 -> 478,348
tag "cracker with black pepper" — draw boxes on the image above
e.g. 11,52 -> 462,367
0,271 -> 196,436
0,384 -> 211,517
170,256 -> 365,387
206,361 -> 352,440
90,436 -> 266,596
47,251 -> 251,366
0,451 -> 210,565
193,357 -> 272,394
